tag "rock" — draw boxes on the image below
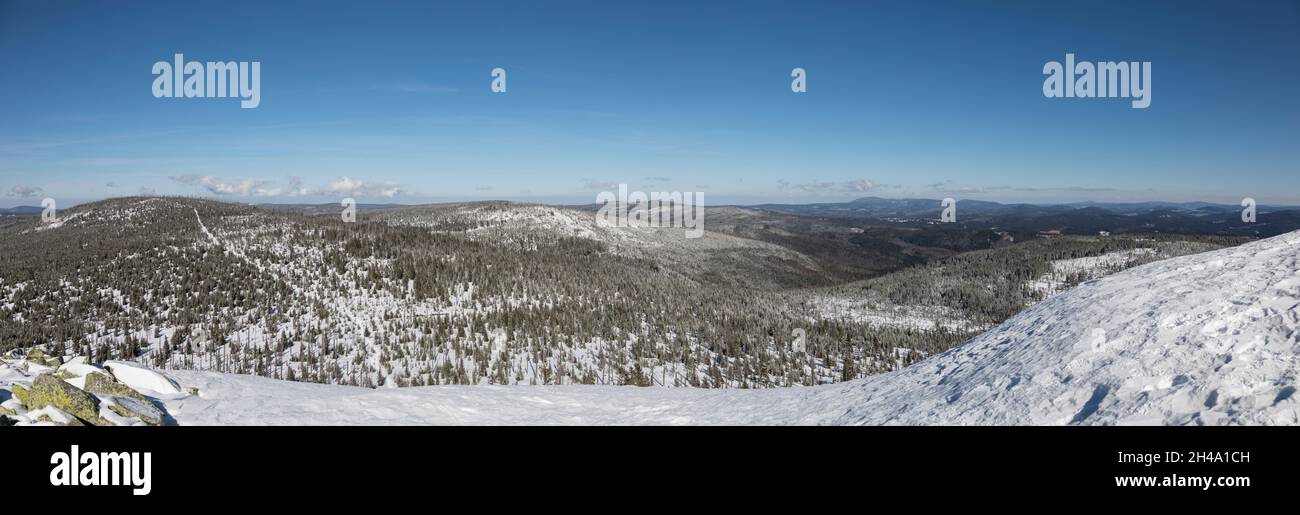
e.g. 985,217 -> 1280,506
0,397 -> 22,414
83,372 -> 149,403
23,349 -> 59,367
107,396 -> 164,426
103,361 -> 184,395
11,383 -> 28,406
37,415 -> 85,426
0,414 -> 13,426
58,359 -> 102,378
29,406 -> 87,426
26,373 -> 100,423
188,387 -> 200,396
0,405 -> 14,416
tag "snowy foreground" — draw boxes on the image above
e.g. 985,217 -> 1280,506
7,231 -> 1300,425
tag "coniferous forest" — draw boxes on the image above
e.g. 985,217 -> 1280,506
0,196 -> 1250,388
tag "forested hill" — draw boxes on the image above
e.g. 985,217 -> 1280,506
0,196 -> 1247,389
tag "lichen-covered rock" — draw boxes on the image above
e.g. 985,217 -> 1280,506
27,373 -> 100,423
107,396 -> 164,426
10,383 -> 28,406
23,349 -> 59,367
83,372 -> 149,403
36,413 -> 86,426
0,405 -> 15,417
29,406 -> 87,426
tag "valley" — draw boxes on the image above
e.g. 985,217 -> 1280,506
0,196 -> 1259,392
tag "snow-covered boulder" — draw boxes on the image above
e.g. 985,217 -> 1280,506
84,371 -> 150,402
25,373 -> 102,424
27,405 -> 84,426
0,356 -> 181,426
26,349 -> 61,367
57,358 -> 103,378
103,361 -> 184,395
106,396 -> 164,426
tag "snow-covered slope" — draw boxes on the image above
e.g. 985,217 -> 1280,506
831,229 -> 1300,425
7,230 -> 1296,425
147,230 -> 1300,425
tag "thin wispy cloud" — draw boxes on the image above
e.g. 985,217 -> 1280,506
778,178 -> 881,194
580,179 -> 619,191
384,82 -> 457,93
328,82 -> 459,94
6,185 -> 45,198
39,114 -> 101,124
928,182 -> 1119,195
168,175 -> 406,199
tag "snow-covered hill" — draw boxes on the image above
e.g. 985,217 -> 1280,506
374,202 -> 829,289
829,229 -> 1300,425
6,230 -> 1297,425
147,230 -> 1300,425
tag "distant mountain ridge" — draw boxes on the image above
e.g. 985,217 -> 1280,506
749,196 -> 1300,238
0,206 -> 44,215
755,196 -> 1299,216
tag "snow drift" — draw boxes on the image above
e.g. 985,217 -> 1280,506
150,230 -> 1300,425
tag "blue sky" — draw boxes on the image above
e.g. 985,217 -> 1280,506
1,0 -> 1298,207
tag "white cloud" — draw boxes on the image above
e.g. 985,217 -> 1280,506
778,178 -> 880,194
169,175 -> 275,196
581,178 -> 619,191
7,185 -> 45,198
169,175 -> 406,199
843,179 -> 875,192
326,176 -> 366,194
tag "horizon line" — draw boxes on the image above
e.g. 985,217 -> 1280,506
6,194 -> 1297,211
